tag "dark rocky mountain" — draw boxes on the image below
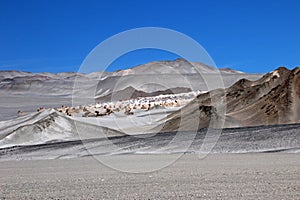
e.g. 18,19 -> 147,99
158,67 -> 300,131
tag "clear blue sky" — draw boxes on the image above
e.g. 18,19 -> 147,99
0,0 -> 299,73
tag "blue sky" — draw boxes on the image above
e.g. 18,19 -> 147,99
0,0 -> 299,73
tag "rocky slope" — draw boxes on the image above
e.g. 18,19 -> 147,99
159,67 -> 300,131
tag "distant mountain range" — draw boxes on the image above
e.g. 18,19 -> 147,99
0,59 -> 261,120
0,58 -> 245,81
0,58 -> 258,96
109,58 -> 245,76
0,58 -> 252,84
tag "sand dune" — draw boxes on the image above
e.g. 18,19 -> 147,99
0,109 -> 123,148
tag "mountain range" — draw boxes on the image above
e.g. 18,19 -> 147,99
0,59 -> 261,121
0,60 -> 299,157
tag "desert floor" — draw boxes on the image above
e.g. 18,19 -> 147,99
0,153 -> 299,199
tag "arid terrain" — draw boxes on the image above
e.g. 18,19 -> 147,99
0,154 -> 299,199
0,60 -> 299,199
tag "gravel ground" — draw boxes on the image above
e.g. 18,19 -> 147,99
0,153 -> 299,199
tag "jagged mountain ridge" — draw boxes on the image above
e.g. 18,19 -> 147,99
159,67 -> 300,131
